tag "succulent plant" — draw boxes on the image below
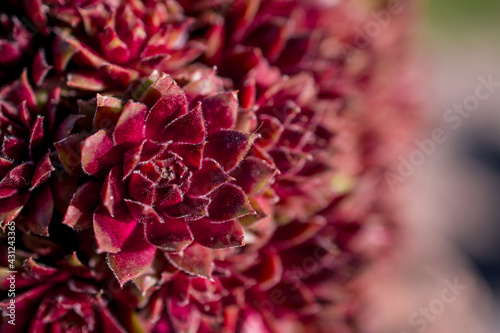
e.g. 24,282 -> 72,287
54,69 -> 278,287
0,0 -> 420,332
0,251 -> 130,333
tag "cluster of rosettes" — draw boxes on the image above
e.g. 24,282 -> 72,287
0,0 -> 419,332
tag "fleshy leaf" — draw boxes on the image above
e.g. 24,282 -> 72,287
55,114 -> 85,142
169,142 -> 205,169
166,243 -> 213,279
231,157 -> 277,194
190,219 -> 244,249
204,130 -> 257,172
30,152 -> 55,190
0,192 -> 30,231
128,171 -> 155,205
54,134 -> 86,176
23,258 -> 57,280
162,197 -> 210,221
154,185 -> 183,210
101,166 -> 126,217
67,72 -> 109,92
207,184 -> 255,222
93,203 -> 136,253
187,159 -> 233,197
201,92 -> 238,135
145,82 -> 187,140
270,216 -> 326,250
81,130 -> 122,177
93,94 -> 123,131
23,184 -> 53,236
160,103 -> 205,144
125,199 -> 163,225
0,163 -> 33,189
108,224 -> 156,287
113,100 -> 147,148
144,217 -> 193,252
29,116 -> 44,161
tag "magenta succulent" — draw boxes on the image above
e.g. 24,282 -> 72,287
0,0 -> 420,332
57,70 -> 277,286
0,252 -> 129,333
0,70 -> 61,236
20,0 -> 207,92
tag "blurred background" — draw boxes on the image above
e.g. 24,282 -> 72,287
361,1 -> 500,332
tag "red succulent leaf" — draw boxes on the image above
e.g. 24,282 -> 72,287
30,152 -> 55,190
29,116 -> 44,161
231,157 -> 277,195
100,62 -> 140,85
81,130 -> 122,177
101,166 -> 126,217
0,191 -> 30,231
99,25 -> 131,64
50,173 -> 79,215
160,103 -> 205,144
270,216 -> 327,251
113,100 -> 147,148
162,197 -> 210,221
187,158 -> 233,197
54,133 -> 86,176
32,49 -> 52,86
23,258 -> 57,280
144,217 -> 193,252
255,115 -> 284,149
93,94 -> 123,131
245,250 -> 283,291
204,130 -> 258,172
107,224 -> 156,287
145,81 -> 188,141
154,185 -> 183,210
137,73 -> 174,108
122,144 -> 142,180
201,92 -> 238,135
0,163 -> 33,189
0,157 -> 15,179
169,142 -> 206,169
207,184 -> 255,222
190,219 -> 245,249
67,71 -> 110,92
128,171 -> 155,205
23,183 -> 54,236
167,298 -> 201,333
166,243 -> 214,280
140,140 -> 168,162
239,77 -> 256,109
125,199 -> 163,225
55,114 -> 85,142
62,181 -> 101,230
2,137 -> 28,161
0,187 -> 17,200
52,34 -> 76,73
93,203 -> 137,253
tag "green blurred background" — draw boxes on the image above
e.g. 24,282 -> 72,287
428,0 -> 500,37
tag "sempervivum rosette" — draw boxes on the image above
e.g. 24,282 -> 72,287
139,199 -> 365,332
0,251 -> 129,333
0,70 -> 62,236
57,69 -> 276,286
22,0 -> 206,92
0,13 -> 34,83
